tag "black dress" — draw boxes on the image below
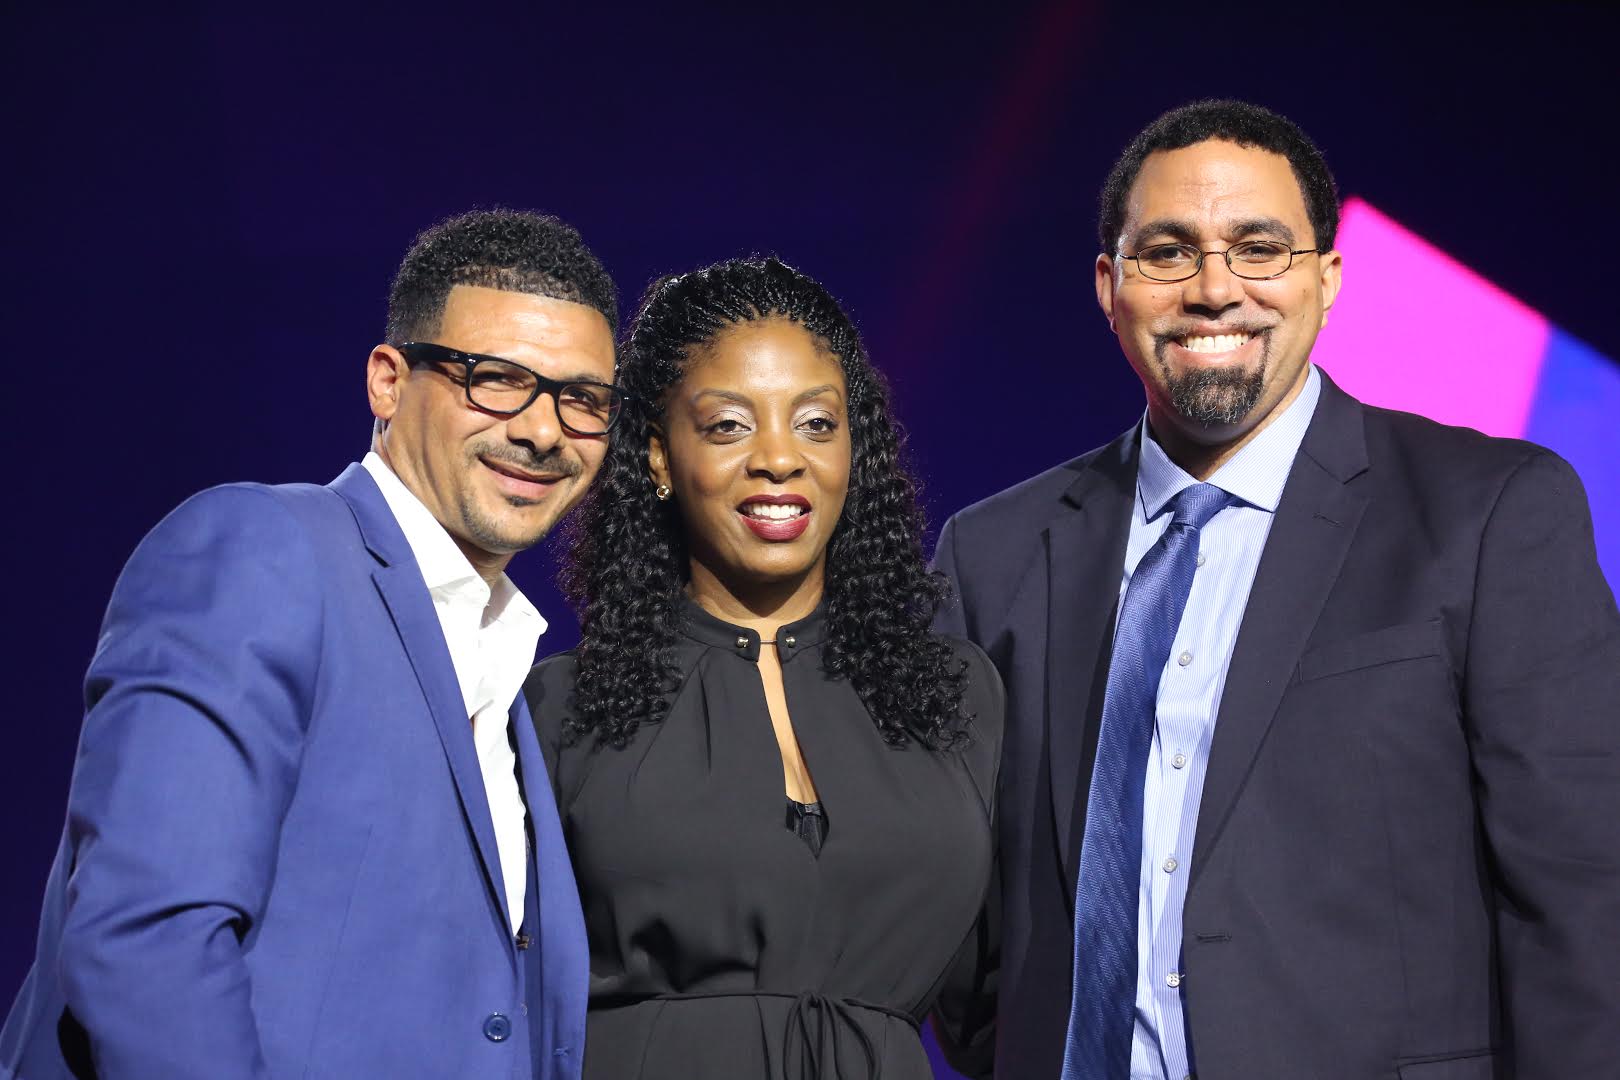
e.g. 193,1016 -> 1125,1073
525,600 -> 1003,1080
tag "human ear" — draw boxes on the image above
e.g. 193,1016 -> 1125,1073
1317,249 -> 1344,329
367,344 -> 408,422
647,423 -> 671,492
1095,253 -> 1119,333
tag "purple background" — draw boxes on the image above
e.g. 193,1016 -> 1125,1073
5,5 -> 1617,1073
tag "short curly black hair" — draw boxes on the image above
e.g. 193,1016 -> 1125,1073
385,208 -> 618,343
1098,99 -> 1339,255
560,256 -> 971,751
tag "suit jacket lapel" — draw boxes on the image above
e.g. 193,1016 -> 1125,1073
1046,428 -> 1138,903
511,696 -> 583,944
1190,375 -> 1371,883
331,464 -> 510,924
511,695 -> 588,1069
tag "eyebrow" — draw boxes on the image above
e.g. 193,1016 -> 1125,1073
1227,217 -> 1297,245
1129,219 -> 1200,247
689,384 -> 843,408
1130,216 -> 1297,248
794,384 -> 842,405
440,347 -> 611,385
690,389 -> 752,408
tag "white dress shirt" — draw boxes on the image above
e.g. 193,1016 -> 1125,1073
1121,367 -> 1322,1079
363,452 -> 545,933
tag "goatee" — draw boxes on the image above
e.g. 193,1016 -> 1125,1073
1166,363 -> 1265,427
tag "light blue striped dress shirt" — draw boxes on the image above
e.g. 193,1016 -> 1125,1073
1121,366 -> 1322,1080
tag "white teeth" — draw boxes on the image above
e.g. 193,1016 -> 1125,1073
742,503 -> 807,520
1181,332 -> 1252,354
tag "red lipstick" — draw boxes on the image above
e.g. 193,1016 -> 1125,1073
737,493 -> 812,542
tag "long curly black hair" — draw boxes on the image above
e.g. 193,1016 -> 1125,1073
561,256 -> 969,751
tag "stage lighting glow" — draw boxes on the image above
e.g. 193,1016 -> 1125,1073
1314,198 -> 1619,590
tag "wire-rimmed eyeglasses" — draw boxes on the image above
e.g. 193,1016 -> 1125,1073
1119,240 -> 1320,283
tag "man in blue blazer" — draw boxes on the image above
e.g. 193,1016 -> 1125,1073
0,209 -> 619,1079
934,102 -> 1620,1078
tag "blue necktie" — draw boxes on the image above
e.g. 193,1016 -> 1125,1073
1062,482 -> 1235,1079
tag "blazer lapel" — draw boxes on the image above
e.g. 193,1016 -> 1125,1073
511,695 -> 583,933
511,695 -> 588,1069
1046,429 -> 1138,904
1190,376 -> 1371,883
331,464 -> 510,923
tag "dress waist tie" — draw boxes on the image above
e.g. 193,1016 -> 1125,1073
645,990 -> 921,1079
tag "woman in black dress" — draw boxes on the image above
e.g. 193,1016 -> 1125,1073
526,257 -> 1000,1079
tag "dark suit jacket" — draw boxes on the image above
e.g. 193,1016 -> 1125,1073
932,372 -> 1620,1080
0,465 -> 588,1080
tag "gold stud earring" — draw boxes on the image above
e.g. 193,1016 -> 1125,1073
655,484 -> 672,501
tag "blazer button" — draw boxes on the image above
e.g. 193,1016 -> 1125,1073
783,634 -> 796,648
736,636 -> 749,650
483,1013 -> 512,1042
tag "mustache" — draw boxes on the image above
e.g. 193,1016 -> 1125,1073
472,445 -> 582,479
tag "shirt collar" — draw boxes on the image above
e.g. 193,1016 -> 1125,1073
360,452 -> 544,631
1136,364 -> 1322,521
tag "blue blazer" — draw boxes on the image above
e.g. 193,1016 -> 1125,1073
1,465 -> 588,1080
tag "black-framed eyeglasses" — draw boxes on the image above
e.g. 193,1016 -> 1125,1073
397,341 -> 627,436
1119,240 -> 1320,283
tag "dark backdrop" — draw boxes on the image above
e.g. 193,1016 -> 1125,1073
5,0 -> 1617,1046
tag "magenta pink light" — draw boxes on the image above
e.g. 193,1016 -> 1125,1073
1311,198 -> 1549,438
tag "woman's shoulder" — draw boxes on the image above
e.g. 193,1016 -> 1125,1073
939,635 -> 1005,740
933,633 -> 1004,797
525,648 -> 579,696
524,649 -> 581,743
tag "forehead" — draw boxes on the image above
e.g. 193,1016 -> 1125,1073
683,318 -> 845,398
437,284 -> 615,378
1122,140 -> 1311,240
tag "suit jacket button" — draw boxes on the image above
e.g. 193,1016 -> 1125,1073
483,1013 -> 512,1042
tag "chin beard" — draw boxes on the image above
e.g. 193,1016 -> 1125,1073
1165,363 -> 1266,428
458,491 -> 554,555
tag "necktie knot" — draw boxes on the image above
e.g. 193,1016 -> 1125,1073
1168,482 -> 1235,531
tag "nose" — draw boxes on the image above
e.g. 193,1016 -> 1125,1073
746,423 -> 806,483
1182,249 -> 1244,313
503,390 -> 568,454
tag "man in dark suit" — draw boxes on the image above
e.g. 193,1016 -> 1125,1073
933,101 -> 1620,1079
0,210 -> 621,1079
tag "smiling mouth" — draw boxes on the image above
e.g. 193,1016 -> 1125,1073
739,502 -> 809,521
1176,331 -> 1254,353
737,496 -> 813,541
482,457 -> 566,485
